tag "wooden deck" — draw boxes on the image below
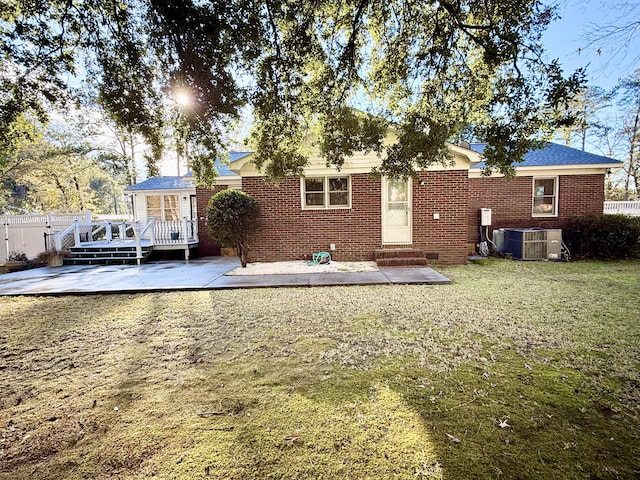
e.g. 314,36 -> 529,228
52,219 -> 200,264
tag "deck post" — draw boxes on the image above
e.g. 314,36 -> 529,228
105,222 -> 113,242
73,220 -> 81,246
182,217 -> 188,241
135,223 -> 142,265
149,218 -> 156,244
181,217 -> 189,262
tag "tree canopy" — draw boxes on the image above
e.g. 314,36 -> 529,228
1,0 -> 584,185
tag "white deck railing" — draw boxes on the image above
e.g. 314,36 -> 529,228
53,218 -> 199,264
604,201 -> 640,216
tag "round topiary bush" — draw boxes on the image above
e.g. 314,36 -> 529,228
206,189 -> 261,267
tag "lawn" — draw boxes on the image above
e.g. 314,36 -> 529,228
0,259 -> 638,479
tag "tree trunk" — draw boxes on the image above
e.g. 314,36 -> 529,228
238,242 -> 248,267
624,110 -> 639,200
128,132 -> 137,186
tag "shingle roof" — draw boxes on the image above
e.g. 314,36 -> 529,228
125,152 -> 252,191
469,142 -> 622,168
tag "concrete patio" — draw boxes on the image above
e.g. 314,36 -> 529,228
0,257 -> 451,296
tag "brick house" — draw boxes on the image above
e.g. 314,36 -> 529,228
130,142 -> 620,264
195,139 -> 621,265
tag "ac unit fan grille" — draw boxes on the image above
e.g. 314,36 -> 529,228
523,231 -> 546,242
523,241 -> 548,260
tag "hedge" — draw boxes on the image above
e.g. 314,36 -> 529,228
564,214 -> 640,260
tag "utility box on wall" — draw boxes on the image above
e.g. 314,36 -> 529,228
480,208 -> 492,226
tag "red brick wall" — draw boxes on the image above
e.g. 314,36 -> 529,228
241,174 -> 382,262
413,170 -> 469,264
195,185 -> 228,256
468,174 -> 605,247
236,171 -> 470,265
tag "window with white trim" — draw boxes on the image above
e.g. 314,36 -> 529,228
532,177 -> 558,216
146,194 -> 180,220
302,176 -> 350,209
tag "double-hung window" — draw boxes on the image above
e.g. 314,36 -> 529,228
532,177 -> 558,217
302,176 -> 350,209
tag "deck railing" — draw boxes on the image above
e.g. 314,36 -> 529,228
52,218 -> 199,263
152,218 -> 198,244
604,201 -> 640,216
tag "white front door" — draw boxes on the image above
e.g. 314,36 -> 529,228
382,177 -> 412,244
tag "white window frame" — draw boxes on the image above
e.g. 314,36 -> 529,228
146,194 -> 180,221
532,177 -> 558,217
301,176 -> 351,210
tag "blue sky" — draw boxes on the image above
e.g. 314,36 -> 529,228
543,0 -> 639,89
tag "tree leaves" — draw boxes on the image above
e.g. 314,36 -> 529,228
0,0 -> 585,182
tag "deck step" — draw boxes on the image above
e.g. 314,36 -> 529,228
71,247 -> 139,253
375,248 -> 427,267
69,251 -> 140,258
64,257 -> 141,266
65,245 -> 152,265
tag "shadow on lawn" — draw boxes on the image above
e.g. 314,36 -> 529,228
390,355 -> 639,479
283,352 -> 640,479
2,287 -> 638,479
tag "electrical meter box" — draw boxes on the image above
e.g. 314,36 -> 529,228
480,208 -> 492,226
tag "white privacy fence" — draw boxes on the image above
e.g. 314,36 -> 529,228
604,201 -> 640,216
2,212 -> 92,262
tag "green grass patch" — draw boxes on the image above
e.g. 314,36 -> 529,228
0,260 -> 638,478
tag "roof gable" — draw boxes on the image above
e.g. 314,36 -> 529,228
229,135 -> 482,176
469,142 -> 622,168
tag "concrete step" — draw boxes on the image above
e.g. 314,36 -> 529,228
376,257 -> 428,267
374,248 -> 425,259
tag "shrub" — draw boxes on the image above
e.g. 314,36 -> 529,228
35,248 -> 72,265
8,251 -> 28,261
206,190 -> 261,267
564,214 -> 640,260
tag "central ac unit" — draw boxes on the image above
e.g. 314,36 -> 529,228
499,228 -> 562,260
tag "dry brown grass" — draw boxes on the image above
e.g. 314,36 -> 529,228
0,259 -> 638,479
